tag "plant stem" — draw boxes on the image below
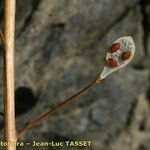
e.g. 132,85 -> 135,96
3,0 -> 16,150
0,29 -> 6,49
17,78 -> 103,137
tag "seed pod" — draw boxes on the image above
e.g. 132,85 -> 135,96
121,51 -> 131,60
107,58 -> 118,68
110,43 -> 120,52
100,36 -> 135,79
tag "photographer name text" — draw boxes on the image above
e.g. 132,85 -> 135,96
0,140 -> 91,147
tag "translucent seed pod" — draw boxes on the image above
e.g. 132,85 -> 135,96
99,36 -> 135,80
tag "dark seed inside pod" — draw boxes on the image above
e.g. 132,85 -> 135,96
121,51 -> 131,60
107,58 -> 118,68
110,43 -> 120,52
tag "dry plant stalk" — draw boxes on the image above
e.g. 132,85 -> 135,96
0,0 -> 135,149
3,0 -> 17,150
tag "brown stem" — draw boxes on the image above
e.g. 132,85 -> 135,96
17,78 -> 103,138
0,29 -> 6,49
3,0 -> 17,150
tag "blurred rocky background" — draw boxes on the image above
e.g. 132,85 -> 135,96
0,0 -> 150,150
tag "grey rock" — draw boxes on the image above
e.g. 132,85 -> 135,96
0,0 -> 149,150
138,140 -> 150,150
